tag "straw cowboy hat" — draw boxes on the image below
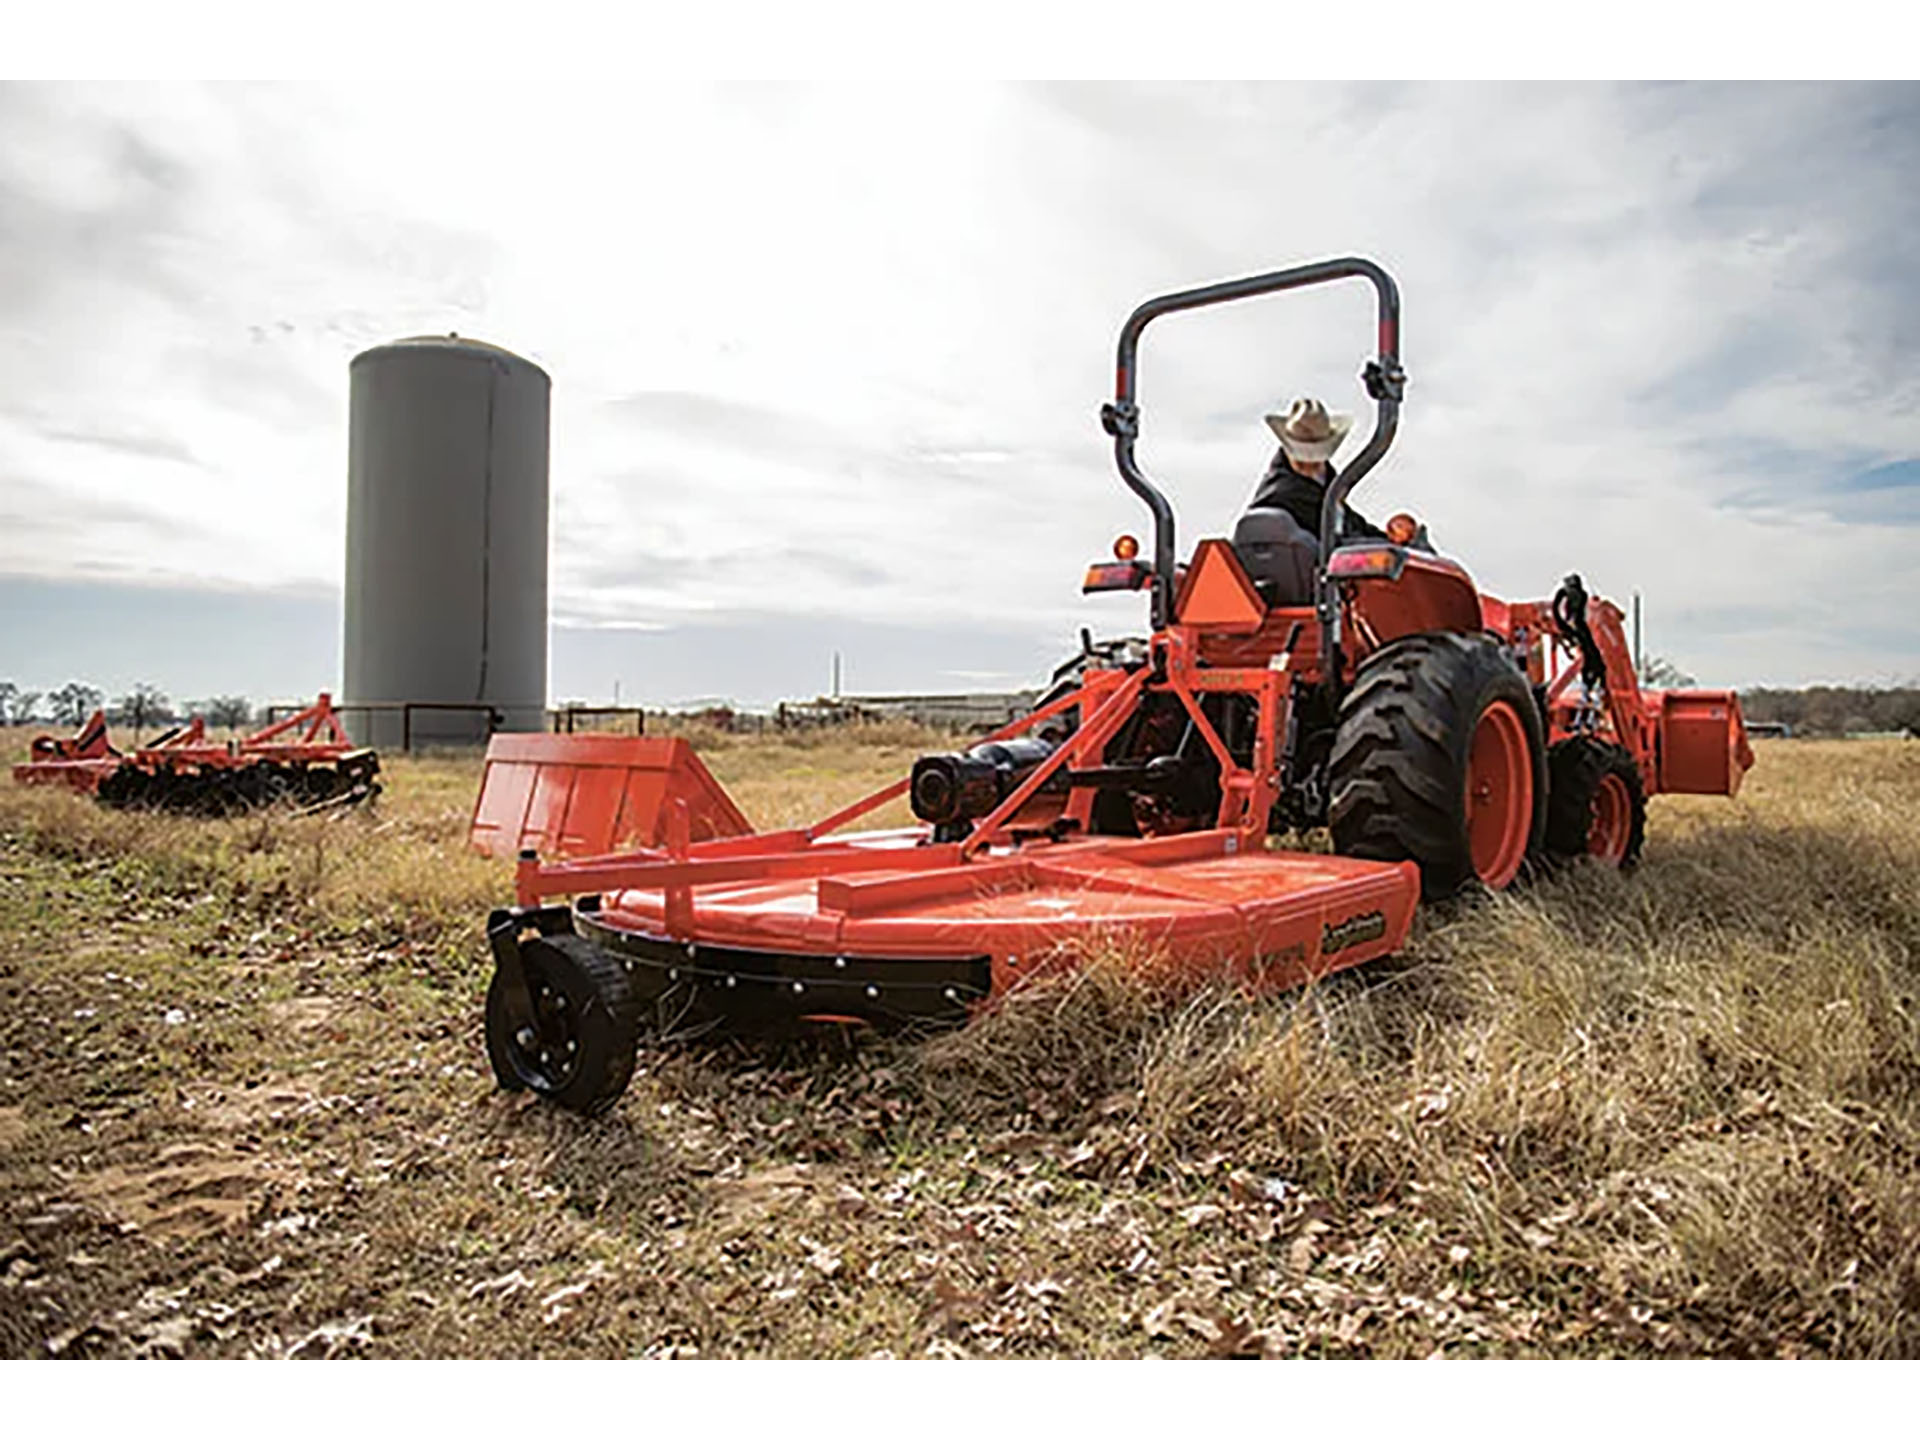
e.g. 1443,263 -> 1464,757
1265,396 -> 1353,465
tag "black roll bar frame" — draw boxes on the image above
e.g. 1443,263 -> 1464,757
1100,256 -> 1406,690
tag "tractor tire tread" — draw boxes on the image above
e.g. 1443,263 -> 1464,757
1543,737 -> 1647,870
1329,631 -> 1547,899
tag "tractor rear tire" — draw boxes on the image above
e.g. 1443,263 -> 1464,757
1329,632 -> 1547,898
1543,738 -> 1645,870
485,935 -> 642,1117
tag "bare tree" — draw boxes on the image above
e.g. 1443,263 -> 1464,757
0,681 -> 17,726
14,690 -> 41,725
49,682 -> 104,727
206,695 -> 252,732
113,683 -> 173,739
1640,655 -> 1696,688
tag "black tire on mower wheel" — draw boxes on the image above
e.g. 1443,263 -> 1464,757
1328,631 -> 1548,899
485,934 -> 642,1116
1543,737 -> 1646,871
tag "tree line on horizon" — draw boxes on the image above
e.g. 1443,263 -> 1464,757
1738,686 -> 1920,737
5,675 -> 1918,740
0,681 -> 256,732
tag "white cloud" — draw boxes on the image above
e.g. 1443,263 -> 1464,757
0,80 -> 1915,698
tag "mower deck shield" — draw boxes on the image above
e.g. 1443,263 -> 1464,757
469,733 -> 756,860
578,827 -> 1419,1004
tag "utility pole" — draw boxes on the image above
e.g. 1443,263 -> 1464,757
832,651 -> 842,700
1632,592 -> 1643,681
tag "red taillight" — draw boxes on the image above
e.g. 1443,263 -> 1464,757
1325,545 -> 1407,581
1082,560 -> 1152,594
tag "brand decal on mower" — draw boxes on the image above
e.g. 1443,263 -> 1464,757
1321,911 -> 1388,955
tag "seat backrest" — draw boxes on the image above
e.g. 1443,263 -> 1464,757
1231,508 -> 1319,607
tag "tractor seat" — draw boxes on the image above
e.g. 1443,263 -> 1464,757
1231,507 -> 1319,607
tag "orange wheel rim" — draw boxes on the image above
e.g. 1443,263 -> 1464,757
1588,771 -> 1632,865
1465,700 -> 1532,888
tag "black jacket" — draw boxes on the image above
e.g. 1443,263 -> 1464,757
1248,449 -> 1387,543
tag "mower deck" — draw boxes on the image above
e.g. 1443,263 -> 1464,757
490,824 -> 1419,1030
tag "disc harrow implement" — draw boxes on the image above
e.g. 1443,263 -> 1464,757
13,693 -> 381,816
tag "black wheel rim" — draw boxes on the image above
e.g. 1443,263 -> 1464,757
504,971 -> 583,1092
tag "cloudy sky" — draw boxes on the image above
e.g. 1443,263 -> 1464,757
0,80 -> 1914,709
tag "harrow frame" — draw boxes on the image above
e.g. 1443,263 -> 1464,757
13,693 -> 381,814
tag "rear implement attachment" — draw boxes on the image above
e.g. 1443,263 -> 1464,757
12,693 -> 381,816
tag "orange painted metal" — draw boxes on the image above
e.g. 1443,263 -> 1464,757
12,709 -> 120,794
1173,539 -> 1267,633
12,693 -> 373,798
1654,690 -> 1755,797
503,615 -> 1417,990
486,524 -> 1751,1014
590,827 -> 1418,1000
1347,551 -> 1481,646
1590,771 -> 1633,863
469,734 -> 755,861
1464,699 -> 1533,887
1523,592 -> 1751,800
127,694 -> 366,772
1198,605 -> 1319,672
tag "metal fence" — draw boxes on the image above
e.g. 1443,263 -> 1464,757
264,700 -> 503,753
550,706 -> 647,736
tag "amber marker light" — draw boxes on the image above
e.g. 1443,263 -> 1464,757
1386,513 -> 1419,545
1113,534 -> 1140,561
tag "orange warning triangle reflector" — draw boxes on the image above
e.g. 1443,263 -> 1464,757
1174,538 -> 1267,633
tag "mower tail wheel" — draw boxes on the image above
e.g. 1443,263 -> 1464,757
485,934 -> 642,1116
1544,738 -> 1646,871
1328,631 -> 1547,898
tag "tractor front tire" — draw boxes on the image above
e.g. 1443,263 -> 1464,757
1543,738 -> 1645,871
1329,632 -> 1547,898
485,935 -> 642,1117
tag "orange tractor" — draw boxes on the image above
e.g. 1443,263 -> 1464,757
472,257 -> 1752,1115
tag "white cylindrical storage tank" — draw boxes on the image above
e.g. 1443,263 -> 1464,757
343,336 -> 549,748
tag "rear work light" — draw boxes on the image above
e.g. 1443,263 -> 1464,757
1083,559 -> 1153,593
1325,545 -> 1408,581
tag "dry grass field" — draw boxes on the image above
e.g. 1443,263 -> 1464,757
1,727 -> 1915,1358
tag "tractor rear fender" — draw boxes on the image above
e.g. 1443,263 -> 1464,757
1339,549 -> 1483,647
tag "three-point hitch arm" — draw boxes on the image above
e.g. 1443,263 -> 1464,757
1100,256 -> 1406,679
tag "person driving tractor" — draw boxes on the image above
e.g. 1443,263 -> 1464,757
1247,396 -> 1388,541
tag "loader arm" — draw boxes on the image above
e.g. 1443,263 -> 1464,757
1539,583 -> 1751,799
1577,597 -> 1660,787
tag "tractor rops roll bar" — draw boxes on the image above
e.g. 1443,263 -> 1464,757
1100,256 -> 1406,663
